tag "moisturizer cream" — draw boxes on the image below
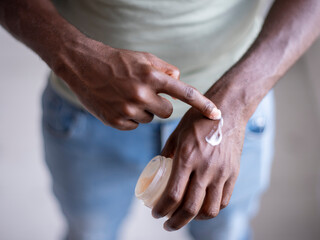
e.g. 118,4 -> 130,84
205,117 -> 223,146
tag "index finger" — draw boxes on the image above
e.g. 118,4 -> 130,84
155,71 -> 221,120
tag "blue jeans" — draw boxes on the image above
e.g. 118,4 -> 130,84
42,82 -> 275,240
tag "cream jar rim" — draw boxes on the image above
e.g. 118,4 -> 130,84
135,155 -> 167,199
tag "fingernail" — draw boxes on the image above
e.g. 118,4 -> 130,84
195,214 -> 206,220
164,222 -> 174,232
152,212 -> 163,219
210,108 -> 221,120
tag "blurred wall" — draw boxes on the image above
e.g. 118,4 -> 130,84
252,43 -> 320,239
305,39 -> 320,123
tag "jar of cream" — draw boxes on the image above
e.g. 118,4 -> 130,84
135,155 -> 173,208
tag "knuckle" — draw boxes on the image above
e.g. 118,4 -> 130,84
166,190 -> 180,204
132,86 -> 149,103
182,204 -> 198,217
169,67 -> 180,79
217,164 -> 229,180
193,178 -> 206,190
184,86 -> 196,101
173,68 -> 180,78
113,118 -> 123,126
199,158 -> 214,173
140,64 -> 151,74
108,117 -> 120,127
140,66 -> 154,83
145,68 -> 157,80
121,104 -> 135,118
180,144 -> 193,158
111,118 -> 124,128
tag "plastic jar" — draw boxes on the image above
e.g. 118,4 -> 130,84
135,155 -> 173,208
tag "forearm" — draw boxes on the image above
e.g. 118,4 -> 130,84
0,0 -> 85,71
206,0 -> 320,122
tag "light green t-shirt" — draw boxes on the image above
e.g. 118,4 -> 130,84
50,0 -> 273,120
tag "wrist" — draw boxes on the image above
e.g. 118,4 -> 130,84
47,23 -> 86,74
49,24 -> 114,85
204,75 -> 250,127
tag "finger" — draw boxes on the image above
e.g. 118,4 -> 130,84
152,152 -> 191,219
100,110 -> 139,130
110,118 -> 139,131
117,104 -> 154,124
149,56 -> 180,80
220,177 -> 236,209
164,172 -> 206,231
161,134 -> 177,159
155,71 -> 221,120
130,110 -> 154,124
145,94 -> 173,119
195,183 -> 224,220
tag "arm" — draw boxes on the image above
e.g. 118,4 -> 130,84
152,0 -> 320,231
0,0 -> 220,130
208,0 -> 320,121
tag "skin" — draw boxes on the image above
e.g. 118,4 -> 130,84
0,0 -> 221,131
1,0 -> 320,232
151,0 -> 320,231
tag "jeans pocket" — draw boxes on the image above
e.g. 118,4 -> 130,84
42,84 -> 86,139
244,94 -> 272,142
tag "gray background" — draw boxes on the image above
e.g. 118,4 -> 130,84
1,26 -> 320,240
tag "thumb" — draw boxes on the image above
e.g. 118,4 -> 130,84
149,57 -> 180,100
149,56 -> 180,80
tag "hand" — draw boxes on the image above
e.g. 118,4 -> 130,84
151,94 -> 247,231
53,37 -> 220,130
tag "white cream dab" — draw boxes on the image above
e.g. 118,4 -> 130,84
205,117 -> 223,146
